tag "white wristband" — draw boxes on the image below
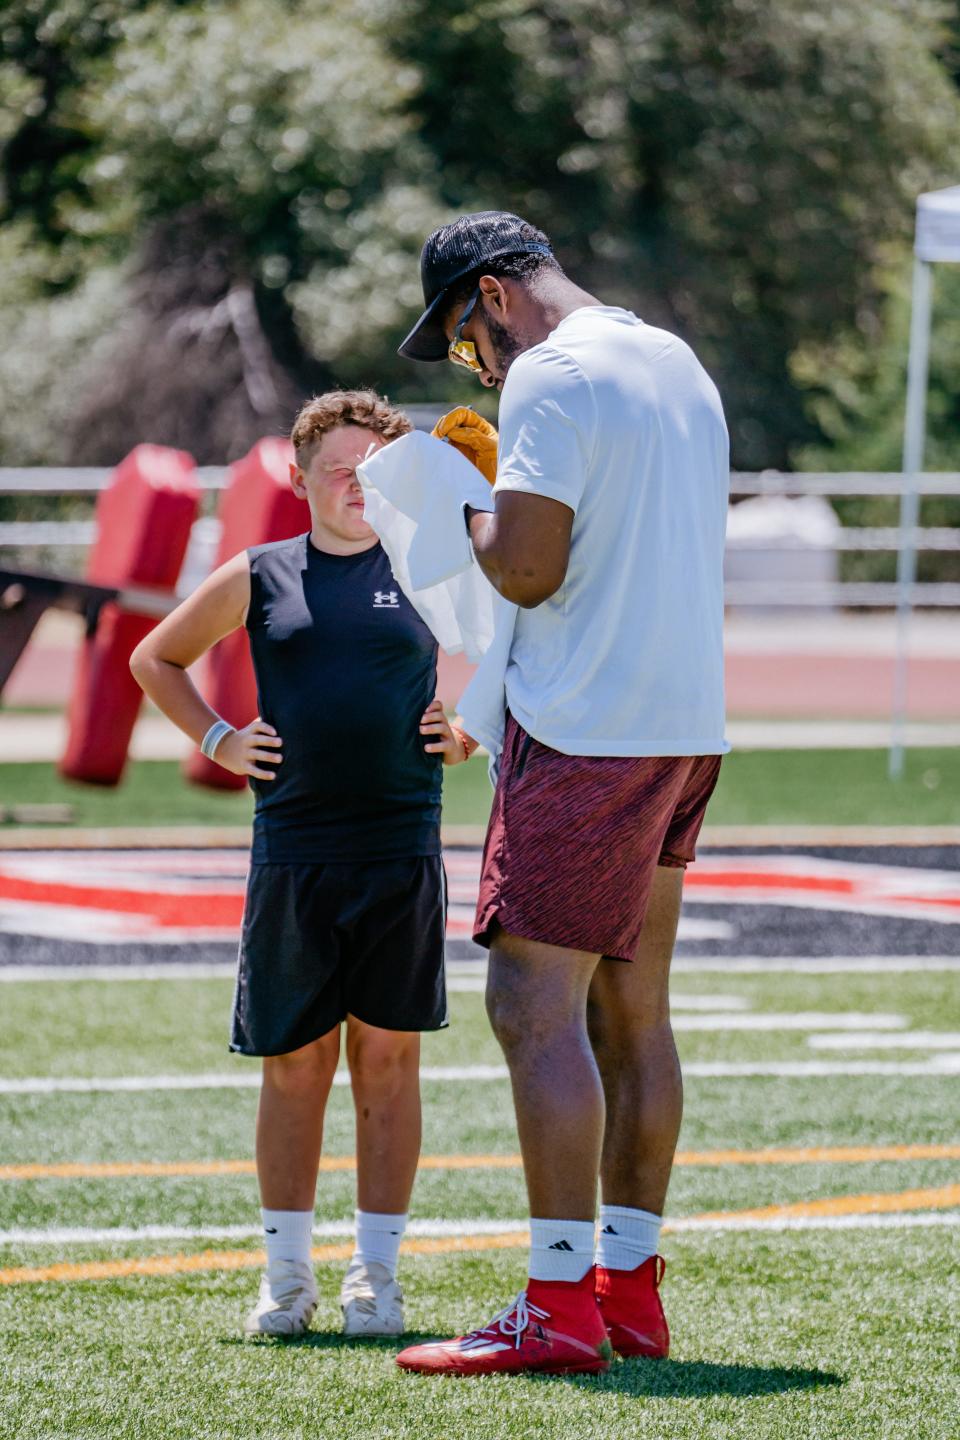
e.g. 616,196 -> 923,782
200,719 -> 235,760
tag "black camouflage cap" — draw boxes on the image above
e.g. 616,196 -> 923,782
398,211 -> 553,362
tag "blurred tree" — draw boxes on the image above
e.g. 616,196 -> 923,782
0,0 -> 456,462
1,0 -> 959,468
789,1 -> 960,581
791,254 -> 960,583
0,0 -> 191,265
390,0 -> 960,468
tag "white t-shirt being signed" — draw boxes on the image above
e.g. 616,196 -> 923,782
494,305 -> 729,757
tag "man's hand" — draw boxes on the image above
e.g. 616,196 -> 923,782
432,407 -> 498,486
420,699 -> 471,764
216,719 -> 283,780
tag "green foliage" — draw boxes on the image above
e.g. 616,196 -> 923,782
0,0 -> 185,260
390,0 -> 960,467
1,0 -> 960,466
792,254 -> 960,582
0,222 -> 131,466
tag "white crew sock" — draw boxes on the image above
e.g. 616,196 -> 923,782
595,1205 -> 662,1271
528,1217 -> 596,1283
261,1208 -> 314,1269
353,1210 -> 408,1277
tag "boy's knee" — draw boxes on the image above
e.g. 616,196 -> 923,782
262,1034 -> 339,1096
348,1028 -> 418,1095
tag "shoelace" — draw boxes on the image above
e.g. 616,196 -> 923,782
461,1291 -> 551,1351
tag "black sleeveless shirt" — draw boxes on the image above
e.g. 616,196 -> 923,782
245,533 -> 441,863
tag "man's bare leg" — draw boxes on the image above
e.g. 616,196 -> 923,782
395,928 -> 613,1375
587,864 -> 684,1214
346,1017 -> 422,1214
583,866 -> 682,1358
256,1027 -> 342,1210
485,929 -> 603,1219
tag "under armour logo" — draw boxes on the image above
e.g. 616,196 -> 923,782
373,590 -> 399,608
548,1239 -> 574,1251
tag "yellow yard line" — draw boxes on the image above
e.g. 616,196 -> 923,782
2,1186 -> 958,1287
0,1234 -> 531,1287
3,1142 -> 959,1183
0,1160 -> 258,1181
692,1182 -> 960,1225
674,1142 -> 960,1167
0,1154 -> 524,1182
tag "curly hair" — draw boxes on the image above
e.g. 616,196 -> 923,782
291,389 -> 412,466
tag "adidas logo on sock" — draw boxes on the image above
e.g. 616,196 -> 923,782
548,1239 -> 574,1251
601,1225 -> 619,1235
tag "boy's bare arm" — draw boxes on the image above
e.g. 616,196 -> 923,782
130,551 -> 282,780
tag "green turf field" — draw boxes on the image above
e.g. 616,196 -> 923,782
1,967 -> 957,1438
2,745 -> 960,829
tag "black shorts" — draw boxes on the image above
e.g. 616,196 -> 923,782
230,856 -> 448,1057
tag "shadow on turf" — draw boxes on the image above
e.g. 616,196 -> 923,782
224,1334 -> 845,1396
555,1358 -> 845,1398
221,1331 -> 438,1353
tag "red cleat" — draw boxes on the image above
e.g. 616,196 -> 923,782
595,1254 -> 670,1359
396,1269 -> 613,1376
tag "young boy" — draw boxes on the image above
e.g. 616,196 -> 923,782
130,389 -> 470,1338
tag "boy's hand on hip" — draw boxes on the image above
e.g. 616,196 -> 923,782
217,719 -> 283,779
420,699 -> 468,765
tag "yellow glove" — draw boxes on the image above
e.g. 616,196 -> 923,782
432,407 -> 498,486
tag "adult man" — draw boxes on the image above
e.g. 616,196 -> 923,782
393,213 -> 729,1376
131,390 -> 469,1340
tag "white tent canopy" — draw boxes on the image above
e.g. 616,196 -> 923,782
890,184 -> 960,777
915,184 -> 960,262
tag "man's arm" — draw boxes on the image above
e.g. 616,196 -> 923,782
466,491 -> 574,608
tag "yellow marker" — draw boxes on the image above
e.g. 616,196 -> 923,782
1,1187 -> 958,1287
2,1142 -> 958,1184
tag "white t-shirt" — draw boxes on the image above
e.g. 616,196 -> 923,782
494,305 -> 729,756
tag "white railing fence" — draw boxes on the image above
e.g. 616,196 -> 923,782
3,468 -> 959,608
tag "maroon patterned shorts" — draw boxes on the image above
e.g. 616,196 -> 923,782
474,714 -> 722,962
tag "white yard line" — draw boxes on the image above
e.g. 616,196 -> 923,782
808,1031 -> 960,1051
675,918 -> 735,941
0,959 -> 493,983
673,956 -> 960,973
0,1219 -> 527,1246
447,977 -> 751,1008
667,1211 -> 960,1233
671,1012 -> 907,1032
0,963 -> 239,983
0,1066 -> 510,1094
682,1058 -> 960,1076
0,965 -> 752,1012
3,1055 -> 960,1094
4,952 -> 958,980
2,1212 -> 958,1247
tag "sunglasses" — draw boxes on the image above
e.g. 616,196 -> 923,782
447,288 -> 483,373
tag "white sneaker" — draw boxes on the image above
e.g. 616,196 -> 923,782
244,1258 -> 318,1337
340,1259 -> 405,1337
